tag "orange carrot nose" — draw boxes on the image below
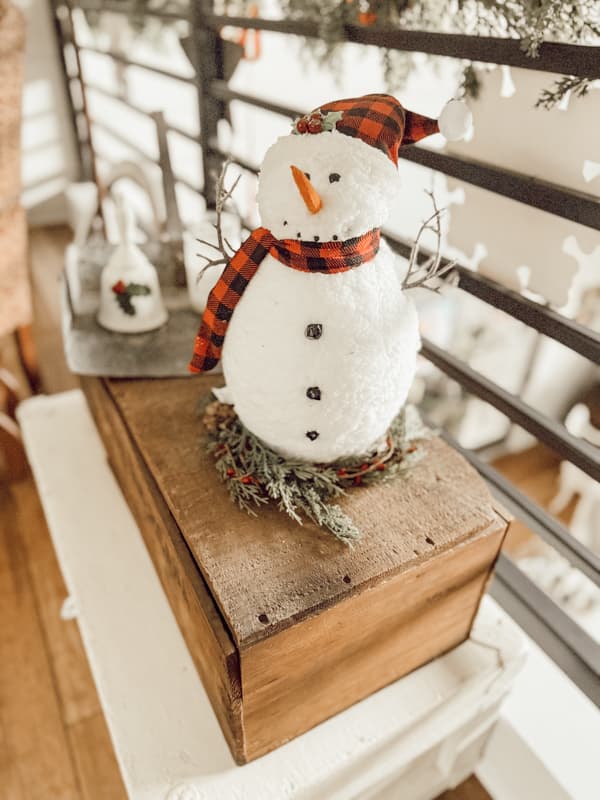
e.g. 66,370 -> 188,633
290,165 -> 322,214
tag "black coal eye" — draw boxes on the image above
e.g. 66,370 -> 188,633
329,172 -> 341,183
304,172 -> 311,180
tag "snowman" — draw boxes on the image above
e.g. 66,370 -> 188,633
190,94 -> 471,462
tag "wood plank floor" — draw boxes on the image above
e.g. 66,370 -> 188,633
1,225 -> 126,800
0,224 -> 504,799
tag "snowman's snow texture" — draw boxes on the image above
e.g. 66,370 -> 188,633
191,94 -> 471,463
224,132 -> 419,461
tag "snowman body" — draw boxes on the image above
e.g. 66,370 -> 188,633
221,129 -> 421,462
222,238 -> 419,461
193,96 -> 472,463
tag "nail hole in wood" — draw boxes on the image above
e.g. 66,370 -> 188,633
343,575 -> 351,584
413,549 -> 420,556
258,613 -> 269,624
425,537 -> 435,546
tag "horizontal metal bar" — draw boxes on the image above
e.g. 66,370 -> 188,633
75,1 -> 187,22
491,554 -> 600,708
436,427 -> 600,588
207,84 -> 600,232
210,80 -> 299,119
91,117 -> 155,161
86,82 -> 201,144
208,142 -> 260,176
455,268 -> 600,364
173,175 -> 204,196
384,233 -> 600,363
207,152 -> 600,363
79,45 -> 195,84
203,14 -> 600,79
421,337 -> 600,480
203,151 -> 599,365
399,147 -> 600,232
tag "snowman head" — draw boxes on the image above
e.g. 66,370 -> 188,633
258,130 -> 399,242
257,94 -> 472,243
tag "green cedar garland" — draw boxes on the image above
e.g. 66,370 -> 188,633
535,76 -> 593,109
279,0 -> 599,107
80,2 -> 597,107
201,396 -> 432,544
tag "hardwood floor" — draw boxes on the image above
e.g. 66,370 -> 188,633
493,442 -> 577,557
0,224 -> 499,799
27,226 -> 79,395
0,226 -> 126,800
0,480 -> 127,800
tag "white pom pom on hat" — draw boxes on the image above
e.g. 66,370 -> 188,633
437,99 -> 473,141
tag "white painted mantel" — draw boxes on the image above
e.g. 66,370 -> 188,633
18,390 -> 531,800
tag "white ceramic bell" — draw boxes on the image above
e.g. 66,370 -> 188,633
97,195 -> 168,333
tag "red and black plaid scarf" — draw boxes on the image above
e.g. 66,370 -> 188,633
189,226 -> 380,373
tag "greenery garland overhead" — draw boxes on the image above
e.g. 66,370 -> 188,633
81,1 -> 598,106
278,0 -> 599,106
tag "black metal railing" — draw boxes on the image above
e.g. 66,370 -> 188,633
52,0 -> 600,706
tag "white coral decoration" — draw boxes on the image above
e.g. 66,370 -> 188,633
438,99 -> 473,141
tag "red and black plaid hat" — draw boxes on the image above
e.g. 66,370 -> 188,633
293,93 -> 440,166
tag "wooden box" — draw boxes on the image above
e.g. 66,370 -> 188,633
82,375 -> 509,765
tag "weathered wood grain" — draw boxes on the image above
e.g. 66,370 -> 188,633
9,479 -> 100,727
440,776 -> 491,800
105,375 -> 505,648
81,374 -> 508,761
28,225 -> 79,395
67,713 -> 127,800
0,485 -> 80,799
82,376 -> 244,760
240,523 -> 503,759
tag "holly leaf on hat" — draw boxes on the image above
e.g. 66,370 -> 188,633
321,110 -> 344,131
292,109 -> 343,134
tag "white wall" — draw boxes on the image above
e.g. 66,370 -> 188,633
15,0 -> 79,224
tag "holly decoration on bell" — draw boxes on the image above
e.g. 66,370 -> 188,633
293,109 -> 344,135
111,280 -> 151,316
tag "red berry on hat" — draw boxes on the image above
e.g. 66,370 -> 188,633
308,118 -> 322,133
296,118 -> 308,134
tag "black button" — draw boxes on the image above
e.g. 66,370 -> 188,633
305,323 -> 322,339
306,386 -> 321,400
306,431 -> 319,441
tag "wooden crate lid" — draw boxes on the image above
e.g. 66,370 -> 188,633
107,376 -> 505,648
